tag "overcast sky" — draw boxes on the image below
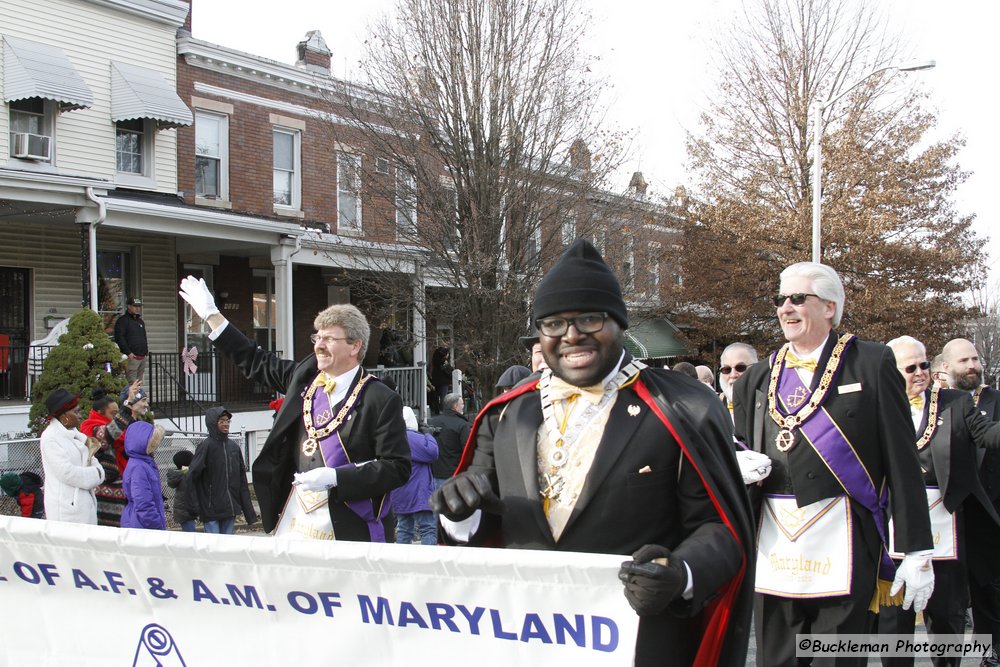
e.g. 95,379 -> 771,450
192,0 -> 999,280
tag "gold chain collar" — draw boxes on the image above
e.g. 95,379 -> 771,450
766,333 -> 855,452
974,385 -> 985,407
301,372 -> 373,456
915,386 -> 940,450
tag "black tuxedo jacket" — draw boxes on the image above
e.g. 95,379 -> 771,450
965,385 -> 1000,582
213,323 -> 410,536
920,388 -> 1000,519
732,332 -> 933,563
458,364 -> 755,666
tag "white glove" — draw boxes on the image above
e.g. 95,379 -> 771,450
179,276 -> 220,320
735,449 -> 772,484
890,552 -> 935,612
293,467 -> 339,492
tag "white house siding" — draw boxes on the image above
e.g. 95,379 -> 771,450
0,220 -> 177,351
0,0 -> 182,192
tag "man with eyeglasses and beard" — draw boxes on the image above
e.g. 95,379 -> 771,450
179,277 -> 409,543
878,336 -> 1000,667
431,240 -> 755,666
942,338 -> 1000,666
731,262 -> 933,667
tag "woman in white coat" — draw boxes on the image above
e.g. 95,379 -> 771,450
40,388 -> 105,524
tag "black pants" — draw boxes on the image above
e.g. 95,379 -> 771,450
878,559 -> 968,667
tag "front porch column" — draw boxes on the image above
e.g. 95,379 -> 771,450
271,243 -> 295,359
412,264 -> 428,418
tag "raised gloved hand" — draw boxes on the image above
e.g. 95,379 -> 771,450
429,471 -> 504,522
293,467 -> 338,492
618,544 -> 688,616
890,552 -> 935,612
735,449 -> 772,485
179,276 -> 220,320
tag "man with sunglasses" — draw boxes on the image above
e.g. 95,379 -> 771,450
719,342 -> 758,419
942,338 -> 1000,666
731,262 -> 933,667
432,240 -> 755,666
179,276 -> 409,542
878,336 -> 1000,666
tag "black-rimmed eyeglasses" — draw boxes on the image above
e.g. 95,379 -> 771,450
536,312 -> 609,338
772,293 -> 821,307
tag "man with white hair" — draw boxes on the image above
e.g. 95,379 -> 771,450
941,337 -> 1000,666
732,262 -> 933,666
878,336 -> 1000,666
695,365 -> 715,388
718,342 -> 758,419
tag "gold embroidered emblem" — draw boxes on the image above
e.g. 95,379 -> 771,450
785,386 -> 809,409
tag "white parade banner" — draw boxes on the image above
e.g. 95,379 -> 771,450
0,515 -> 639,666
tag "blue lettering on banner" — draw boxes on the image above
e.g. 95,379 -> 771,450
490,608 -> 518,640
14,561 -> 60,585
72,568 -> 99,591
104,571 -> 127,594
226,583 -> 263,609
147,578 -> 178,599
192,579 -> 220,604
287,591 -> 341,617
353,596 -> 620,652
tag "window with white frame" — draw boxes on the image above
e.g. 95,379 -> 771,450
195,111 -> 228,199
337,152 -> 362,232
395,165 -> 417,236
272,128 -> 300,209
562,212 -> 576,246
115,119 -> 152,176
623,236 -> 635,290
8,98 -> 54,161
524,218 -> 541,265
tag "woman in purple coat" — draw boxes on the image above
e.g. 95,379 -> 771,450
391,407 -> 439,545
121,422 -> 167,530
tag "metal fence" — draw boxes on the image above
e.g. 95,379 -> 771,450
0,433 -> 248,519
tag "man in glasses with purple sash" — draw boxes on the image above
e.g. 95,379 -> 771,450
732,262 -> 934,666
179,276 -> 410,542
878,336 -> 1000,667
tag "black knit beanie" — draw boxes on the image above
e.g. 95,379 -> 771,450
532,239 -> 628,328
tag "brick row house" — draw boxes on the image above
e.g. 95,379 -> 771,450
0,0 -> 686,438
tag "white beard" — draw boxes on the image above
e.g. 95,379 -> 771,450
720,374 -> 734,401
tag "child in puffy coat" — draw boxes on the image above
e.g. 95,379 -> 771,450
121,422 -> 166,530
167,450 -> 199,532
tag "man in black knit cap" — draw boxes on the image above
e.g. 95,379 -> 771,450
431,239 -> 755,666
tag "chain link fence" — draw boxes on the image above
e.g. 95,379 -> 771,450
0,433 -> 248,521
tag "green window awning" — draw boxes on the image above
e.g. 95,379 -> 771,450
624,318 -> 688,360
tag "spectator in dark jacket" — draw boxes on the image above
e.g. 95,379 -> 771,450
390,407 -> 438,545
427,392 -> 470,488
121,422 -> 166,530
113,297 -> 148,384
190,407 -> 257,534
167,450 -> 199,532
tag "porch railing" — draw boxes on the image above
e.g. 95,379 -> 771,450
0,344 -> 54,400
2,344 -> 428,427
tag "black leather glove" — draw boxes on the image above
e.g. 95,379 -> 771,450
429,471 -> 504,522
618,544 -> 687,616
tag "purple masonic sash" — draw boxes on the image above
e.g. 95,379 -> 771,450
774,350 -> 898,584
310,377 -> 390,542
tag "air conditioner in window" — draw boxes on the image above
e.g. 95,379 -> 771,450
12,132 -> 51,160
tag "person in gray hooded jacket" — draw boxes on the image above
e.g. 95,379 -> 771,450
190,406 -> 257,534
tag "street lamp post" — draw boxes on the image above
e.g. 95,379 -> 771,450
810,60 -> 936,263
